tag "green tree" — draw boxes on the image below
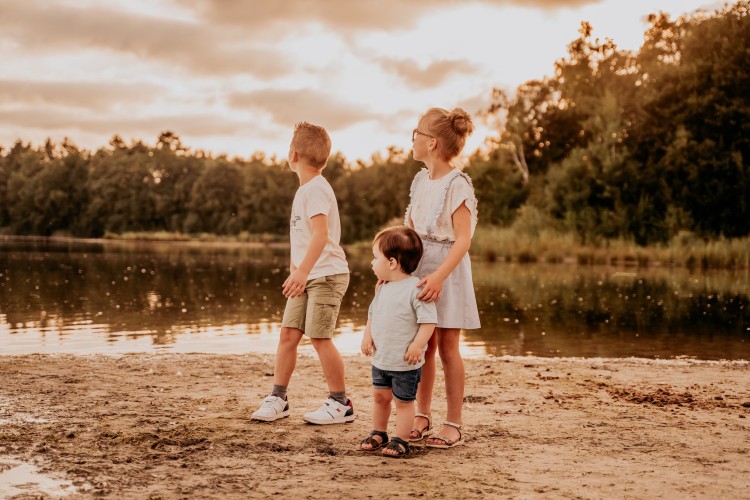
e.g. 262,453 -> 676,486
150,133 -> 203,232
185,160 -> 244,234
468,148 -> 528,226
82,141 -> 158,236
334,148 -> 420,243
238,157 -> 296,235
636,3 -> 750,237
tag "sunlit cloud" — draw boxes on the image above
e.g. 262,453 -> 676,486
178,0 -> 605,32
0,0 -> 725,160
0,80 -> 163,112
0,1 -> 291,78
0,108 -> 264,139
376,58 -> 482,89
455,91 -> 495,117
229,89 -> 376,130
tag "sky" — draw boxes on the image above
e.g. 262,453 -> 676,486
0,0 -> 728,163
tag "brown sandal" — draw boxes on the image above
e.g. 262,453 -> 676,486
425,421 -> 464,449
382,437 -> 410,458
359,430 -> 389,451
408,413 -> 433,442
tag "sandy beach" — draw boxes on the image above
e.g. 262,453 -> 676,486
1,353 -> 749,499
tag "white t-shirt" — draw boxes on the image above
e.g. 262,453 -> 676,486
407,169 -> 477,241
290,175 -> 349,280
367,276 -> 438,371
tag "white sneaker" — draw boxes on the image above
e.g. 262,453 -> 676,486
251,395 -> 290,422
302,398 -> 355,425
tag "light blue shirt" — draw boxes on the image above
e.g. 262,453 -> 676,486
368,276 -> 438,371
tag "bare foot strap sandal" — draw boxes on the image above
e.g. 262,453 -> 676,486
409,413 -> 433,442
425,421 -> 464,449
359,430 -> 389,451
382,437 -> 410,458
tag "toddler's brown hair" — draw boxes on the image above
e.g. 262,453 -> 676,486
373,226 -> 423,274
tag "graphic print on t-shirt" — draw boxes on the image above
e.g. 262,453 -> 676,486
290,214 -> 302,233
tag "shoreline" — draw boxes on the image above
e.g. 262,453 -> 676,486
3,232 -> 749,270
1,353 -> 749,498
4,351 -> 750,365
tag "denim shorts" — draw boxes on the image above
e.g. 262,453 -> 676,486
371,366 -> 422,402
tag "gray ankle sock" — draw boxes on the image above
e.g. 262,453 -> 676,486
329,391 -> 348,405
271,385 -> 287,400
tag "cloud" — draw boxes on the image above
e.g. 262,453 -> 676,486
229,89 -> 376,130
177,0 -> 603,31
455,91 -> 494,116
177,0 -> 427,31
0,107 -> 265,139
376,58 -> 481,89
0,80 -> 163,112
523,0 -> 601,6
373,90 -> 491,135
0,2 -> 291,78
0,0 -> 601,79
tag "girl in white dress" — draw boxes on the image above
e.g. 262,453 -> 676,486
404,107 -> 480,448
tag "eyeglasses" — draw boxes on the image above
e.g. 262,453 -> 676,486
412,129 -> 434,142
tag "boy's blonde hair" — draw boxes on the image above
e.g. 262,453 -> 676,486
419,107 -> 475,161
291,122 -> 331,169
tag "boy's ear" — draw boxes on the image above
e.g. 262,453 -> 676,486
388,258 -> 398,270
290,151 -> 299,163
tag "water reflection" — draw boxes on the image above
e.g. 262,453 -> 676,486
468,262 -> 749,359
0,238 -> 748,359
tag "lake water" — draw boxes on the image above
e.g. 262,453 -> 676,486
1,237 -> 748,359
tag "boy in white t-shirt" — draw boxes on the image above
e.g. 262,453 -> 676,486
359,226 -> 437,457
251,122 -> 353,425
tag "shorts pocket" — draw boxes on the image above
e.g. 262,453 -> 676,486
311,297 -> 340,338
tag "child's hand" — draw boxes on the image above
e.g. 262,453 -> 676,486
282,269 -> 309,298
361,334 -> 375,356
416,272 -> 444,303
404,342 -> 424,365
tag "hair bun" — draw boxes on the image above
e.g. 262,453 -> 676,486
449,108 -> 474,137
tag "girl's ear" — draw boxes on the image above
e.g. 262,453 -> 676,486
388,258 -> 398,270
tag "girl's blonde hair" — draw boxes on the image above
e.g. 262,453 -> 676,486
420,107 -> 475,161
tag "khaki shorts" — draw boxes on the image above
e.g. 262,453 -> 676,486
281,273 -> 349,338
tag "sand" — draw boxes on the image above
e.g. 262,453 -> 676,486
1,353 -> 749,499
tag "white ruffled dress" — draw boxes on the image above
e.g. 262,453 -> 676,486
404,168 -> 481,330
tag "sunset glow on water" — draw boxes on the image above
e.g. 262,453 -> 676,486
2,239 -> 747,360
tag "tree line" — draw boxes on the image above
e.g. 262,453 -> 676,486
1,2 -> 747,245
